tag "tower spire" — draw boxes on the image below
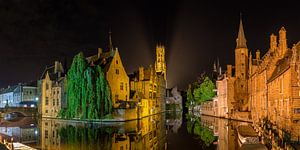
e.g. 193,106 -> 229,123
236,13 -> 247,49
108,29 -> 113,51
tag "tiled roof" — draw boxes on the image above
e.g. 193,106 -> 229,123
86,50 -> 116,73
268,51 -> 292,83
0,85 -> 18,94
40,65 -> 65,82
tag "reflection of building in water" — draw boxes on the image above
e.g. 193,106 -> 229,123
0,127 -> 37,144
40,119 -> 61,150
112,134 -> 130,150
200,115 -> 250,150
38,114 -> 167,150
0,117 -> 38,145
121,114 -> 167,150
166,112 -> 182,133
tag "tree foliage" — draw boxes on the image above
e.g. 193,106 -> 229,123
61,52 -> 112,119
186,84 -> 195,108
193,77 -> 215,104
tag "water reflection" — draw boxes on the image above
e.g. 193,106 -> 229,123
0,113 -> 270,149
0,117 -> 38,145
37,114 -> 168,150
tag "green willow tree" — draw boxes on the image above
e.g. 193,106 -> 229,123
61,52 -> 112,119
193,77 -> 215,104
66,52 -> 87,118
186,84 -> 195,108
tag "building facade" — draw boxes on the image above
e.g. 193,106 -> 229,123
87,47 -> 130,109
214,17 -> 300,141
39,61 -> 66,118
0,83 -> 38,108
129,45 -> 167,118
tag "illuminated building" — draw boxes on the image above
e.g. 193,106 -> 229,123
214,16 -> 300,141
0,83 -> 38,108
129,44 -> 167,118
39,61 -> 66,118
86,32 -> 129,108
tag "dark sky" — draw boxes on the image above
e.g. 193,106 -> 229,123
0,0 -> 300,89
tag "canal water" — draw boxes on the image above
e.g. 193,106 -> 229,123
0,112 -> 265,150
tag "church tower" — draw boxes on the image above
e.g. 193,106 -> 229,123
155,44 -> 167,80
234,15 -> 249,111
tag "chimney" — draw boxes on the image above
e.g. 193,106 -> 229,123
54,61 -> 63,78
279,27 -> 287,57
98,48 -> 103,58
139,67 -> 144,81
54,61 -> 59,74
227,65 -> 232,77
256,50 -> 260,60
270,34 -> 277,52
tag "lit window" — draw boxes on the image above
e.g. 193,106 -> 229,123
45,130 -> 48,138
46,97 -> 49,105
120,82 -> 124,90
294,108 -> 300,114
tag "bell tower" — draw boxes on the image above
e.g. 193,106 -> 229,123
234,15 -> 249,111
155,44 -> 167,80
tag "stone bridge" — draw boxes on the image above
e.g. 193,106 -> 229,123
0,107 -> 37,118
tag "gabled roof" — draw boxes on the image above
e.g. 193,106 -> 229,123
86,50 -> 116,73
40,64 -> 65,82
268,51 -> 292,83
0,85 -> 18,94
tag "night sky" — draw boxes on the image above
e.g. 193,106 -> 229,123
0,0 -> 300,89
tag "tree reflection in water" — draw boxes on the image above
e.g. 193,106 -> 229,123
186,114 -> 217,147
58,125 -> 113,150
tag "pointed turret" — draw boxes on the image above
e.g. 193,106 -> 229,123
213,61 -> 217,72
108,30 -> 113,51
236,15 -> 247,49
